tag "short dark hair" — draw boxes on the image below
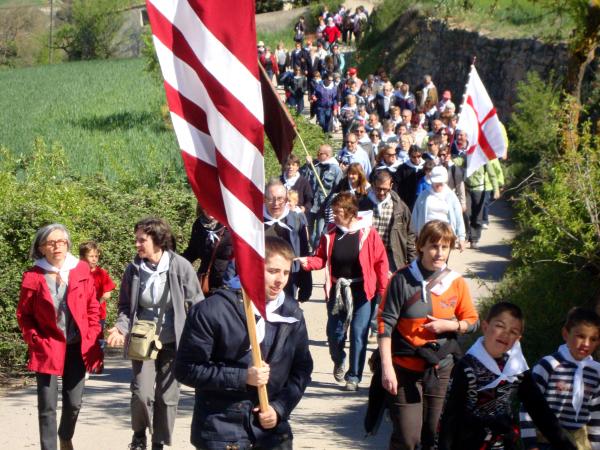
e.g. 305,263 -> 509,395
486,301 -> 524,326
265,236 -> 295,262
372,168 -> 393,185
284,154 -> 300,166
79,240 -> 100,258
134,217 -> 175,251
416,220 -> 456,254
564,307 -> 600,332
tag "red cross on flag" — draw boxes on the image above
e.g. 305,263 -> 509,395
457,65 -> 507,177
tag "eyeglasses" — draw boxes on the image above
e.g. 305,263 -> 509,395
439,153 -> 448,157
385,153 -> 397,157
44,239 -> 68,248
375,186 -> 392,193
267,197 -> 286,204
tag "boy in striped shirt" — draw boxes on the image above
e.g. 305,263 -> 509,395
520,307 -> 600,449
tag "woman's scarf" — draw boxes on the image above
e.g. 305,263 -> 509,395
558,343 -> 599,419
263,205 -> 292,231
404,159 -> 424,171
139,251 -> 170,304
466,337 -> 529,391
253,291 -> 299,343
283,173 -> 300,191
35,252 -> 79,285
407,259 -> 459,303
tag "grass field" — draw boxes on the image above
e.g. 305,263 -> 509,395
0,58 -> 184,183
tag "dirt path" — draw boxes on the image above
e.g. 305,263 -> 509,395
0,199 -> 514,449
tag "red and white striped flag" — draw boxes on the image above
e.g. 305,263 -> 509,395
457,65 -> 507,177
146,0 -> 266,315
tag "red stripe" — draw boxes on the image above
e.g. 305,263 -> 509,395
466,96 -> 498,161
480,107 -> 496,126
166,82 -> 264,219
147,2 -> 264,152
187,0 -> 259,80
164,82 -> 209,134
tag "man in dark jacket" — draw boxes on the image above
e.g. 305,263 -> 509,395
175,237 -> 313,450
359,170 -> 416,272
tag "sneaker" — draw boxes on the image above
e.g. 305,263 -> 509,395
470,241 -> 479,249
129,435 -> 147,450
333,362 -> 345,382
482,223 -> 489,229
344,380 -> 359,391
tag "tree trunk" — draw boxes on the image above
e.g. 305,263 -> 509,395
561,0 -> 600,152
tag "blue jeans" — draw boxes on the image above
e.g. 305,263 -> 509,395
316,107 -> 332,133
326,288 -> 371,383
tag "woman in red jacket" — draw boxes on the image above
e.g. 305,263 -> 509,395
299,192 -> 388,391
17,223 -> 101,450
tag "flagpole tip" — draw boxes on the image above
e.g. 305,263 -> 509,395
471,56 -> 477,66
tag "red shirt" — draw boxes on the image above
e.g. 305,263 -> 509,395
91,266 -> 115,320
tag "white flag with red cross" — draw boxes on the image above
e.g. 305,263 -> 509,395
457,65 -> 507,177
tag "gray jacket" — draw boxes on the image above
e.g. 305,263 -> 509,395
115,251 -> 203,351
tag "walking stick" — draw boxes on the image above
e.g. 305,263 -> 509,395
241,289 -> 269,412
294,128 -> 329,197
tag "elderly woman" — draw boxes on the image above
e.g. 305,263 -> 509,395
378,220 -> 479,450
411,166 -> 466,251
106,217 -> 202,450
17,223 -> 102,450
299,192 -> 389,391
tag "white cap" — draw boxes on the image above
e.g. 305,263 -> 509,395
430,165 -> 448,184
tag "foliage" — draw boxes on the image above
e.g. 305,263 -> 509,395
54,0 -> 124,61
506,72 -> 562,176
256,0 -> 284,13
0,6 -> 46,68
0,58 -> 181,185
0,142 -> 197,372
306,0 -> 343,30
480,263 -> 600,363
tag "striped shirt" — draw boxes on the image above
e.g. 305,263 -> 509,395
519,350 -> 600,448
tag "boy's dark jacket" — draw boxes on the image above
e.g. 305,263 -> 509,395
175,289 -> 313,449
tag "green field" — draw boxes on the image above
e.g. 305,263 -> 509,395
0,58 -> 184,183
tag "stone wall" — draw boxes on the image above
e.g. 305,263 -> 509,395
361,9 -> 570,120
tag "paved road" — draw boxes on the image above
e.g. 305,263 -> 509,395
0,199 -> 514,449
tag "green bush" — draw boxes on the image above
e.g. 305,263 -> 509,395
54,0 -> 125,60
0,141 -> 197,372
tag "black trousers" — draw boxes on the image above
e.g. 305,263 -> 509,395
36,343 -> 86,450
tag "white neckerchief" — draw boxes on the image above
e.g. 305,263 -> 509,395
283,173 -> 300,190
264,205 -> 292,231
207,229 -> 222,244
335,211 -> 372,240
319,157 -> 339,167
367,190 -> 392,215
252,292 -> 299,343
139,251 -> 170,303
35,252 -> 79,285
558,343 -> 596,419
467,337 -> 529,391
404,159 -> 424,171
407,259 -> 460,302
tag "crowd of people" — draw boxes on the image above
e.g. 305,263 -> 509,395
13,6 -> 600,450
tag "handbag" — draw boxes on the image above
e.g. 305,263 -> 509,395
198,228 -> 225,295
127,277 -> 169,361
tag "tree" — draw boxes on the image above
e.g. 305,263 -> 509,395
54,0 -> 124,61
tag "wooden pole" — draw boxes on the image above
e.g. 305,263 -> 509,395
294,128 -> 328,197
241,289 -> 269,412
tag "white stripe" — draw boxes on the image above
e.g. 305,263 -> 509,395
220,183 -> 265,258
153,37 -> 264,191
149,0 -> 263,123
170,111 -> 217,167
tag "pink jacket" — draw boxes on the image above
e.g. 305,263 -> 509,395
17,262 -> 102,375
304,224 -> 389,301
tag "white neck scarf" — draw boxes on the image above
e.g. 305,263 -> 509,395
35,252 -> 79,285
407,259 -> 460,303
467,337 -> 529,391
139,251 -> 170,303
283,173 -> 300,190
207,227 -> 223,244
405,159 -> 424,171
252,292 -> 299,343
264,205 -> 292,231
367,190 -> 392,215
558,343 -> 594,419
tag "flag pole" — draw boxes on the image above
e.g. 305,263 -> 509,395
241,288 -> 270,412
294,128 -> 329,197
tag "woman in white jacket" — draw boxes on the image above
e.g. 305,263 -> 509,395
411,165 -> 466,251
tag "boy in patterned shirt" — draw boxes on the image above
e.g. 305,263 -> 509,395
437,302 -> 576,450
520,307 -> 600,450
